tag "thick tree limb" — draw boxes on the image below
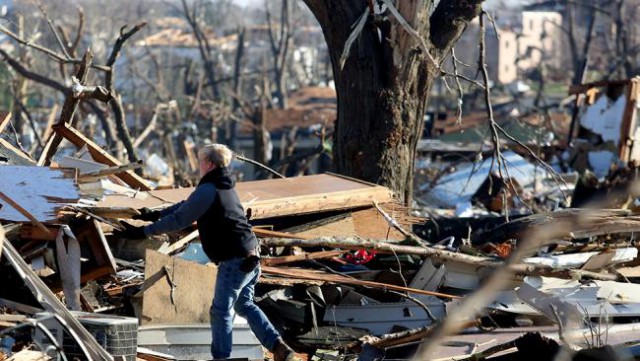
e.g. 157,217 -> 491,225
0,49 -> 66,92
429,0 -> 483,55
105,23 -> 146,164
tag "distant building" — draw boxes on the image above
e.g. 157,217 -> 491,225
517,11 -> 563,71
487,27 -> 518,84
453,20 -> 518,84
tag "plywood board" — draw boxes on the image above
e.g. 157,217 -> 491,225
0,166 -> 79,222
294,215 -> 358,238
352,208 -> 405,241
98,173 -> 395,219
53,122 -> 152,191
141,250 -> 217,325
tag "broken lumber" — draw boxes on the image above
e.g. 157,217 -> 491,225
51,122 -> 151,191
38,51 -> 93,167
363,320 -> 477,350
78,160 -> 144,181
253,228 -> 312,240
1,230 -> 113,361
0,138 -> 36,164
157,230 -> 199,255
259,237 -> 619,279
480,209 -> 640,244
260,236 -> 505,267
0,191 -> 53,236
0,111 -> 11,134
261,265 -> 461,299
74,206 -> 140,219
98,173 -> 393,219
261,249 -> 347,266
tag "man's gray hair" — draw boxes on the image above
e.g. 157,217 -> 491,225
199,144 -> 233,167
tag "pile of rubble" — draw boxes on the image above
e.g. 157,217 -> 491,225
1,95 -> 640,361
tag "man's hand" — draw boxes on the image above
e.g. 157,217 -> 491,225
132,207 -> 161,222
115,222 -> 147,239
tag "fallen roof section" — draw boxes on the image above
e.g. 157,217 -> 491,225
98,173 -> 395,219
0,166 -> 79,223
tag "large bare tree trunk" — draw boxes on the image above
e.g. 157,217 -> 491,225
302,0 -> 482,203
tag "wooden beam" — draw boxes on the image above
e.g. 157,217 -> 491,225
568,78 -> 630,95
261,250 -> 347,266
53,122 -> 152,190
157,229 -> 199,255
19,224 -> 61,241
253,228 -> 312,240
0,138 -> 36,164
75,219 -> 117,276
184,140 -> 198,172
78,206 -> 140,219
0,111 -> 11,134
39,51 -> 93,166
41,104 -> 58,141
245,187 -> 394,220
78,160 -> 144,180
0,191 -> 53,236
619,79 -> 640,162
0,226 -> 3,264
261,266 -> 461,299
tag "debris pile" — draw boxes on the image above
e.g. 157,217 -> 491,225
1,78 -> 640,361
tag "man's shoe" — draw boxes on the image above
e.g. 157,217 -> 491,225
272,338 -> 299,361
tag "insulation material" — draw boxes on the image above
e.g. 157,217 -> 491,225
580,93 -> 626,143
421,151 -> 551,208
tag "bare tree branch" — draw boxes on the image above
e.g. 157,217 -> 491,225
36,0 -> 72,61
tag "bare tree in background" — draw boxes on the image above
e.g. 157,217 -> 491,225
180,0 -> 221,99
266,0 -> 293,109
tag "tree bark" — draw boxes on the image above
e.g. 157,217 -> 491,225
302,0 -> 482,203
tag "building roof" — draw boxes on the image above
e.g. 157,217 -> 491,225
136,28 -> 238,49
240,86 -> 336,134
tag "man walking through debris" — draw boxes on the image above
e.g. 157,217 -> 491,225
118,144 -> 298,361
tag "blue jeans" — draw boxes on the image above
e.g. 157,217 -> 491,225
210,257 -> 281,359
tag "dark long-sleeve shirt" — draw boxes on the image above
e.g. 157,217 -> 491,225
143,183 -> 217,236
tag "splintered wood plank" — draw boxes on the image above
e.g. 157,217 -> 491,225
0,191 -> 53,236
141,250 -> 217,325
261,250 -> 347,266
74,218 -> 117,276
0,111 -> 11,134
261,266 -> 460,299
52,122 -> 152,191
98,173 -> 395,219
0,166 -> 79,223
0,138 -> 36,164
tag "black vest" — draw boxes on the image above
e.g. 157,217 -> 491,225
197,167 -> 258,264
